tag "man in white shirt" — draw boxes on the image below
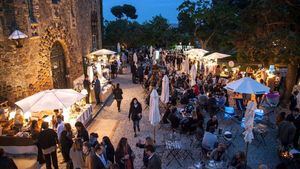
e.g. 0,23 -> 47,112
56,115 -> 64,141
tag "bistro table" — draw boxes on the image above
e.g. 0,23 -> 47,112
164,133 -> 195,167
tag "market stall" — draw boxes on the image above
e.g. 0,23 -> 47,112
88,49 -> 117,103
0,89 -> 92,154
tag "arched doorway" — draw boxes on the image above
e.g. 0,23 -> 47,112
50,41 -> 68,88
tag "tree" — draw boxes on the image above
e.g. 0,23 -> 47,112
111,5 -> 124,19
122,4 -> 138,20
233,0 -> 300,105
177,0 -> 238,50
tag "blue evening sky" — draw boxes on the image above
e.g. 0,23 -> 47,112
103,0 -> 184,24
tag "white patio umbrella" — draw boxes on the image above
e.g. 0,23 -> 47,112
89,49 -> 116,56
117,42 -> 121,53
9,30 -> 28,40
149,89 -> 160,141
160,75 -> 170,104
183,58 -> 189,74
133,52 -> 138,64
243,101 -> 257,166
87,66 -> 94,83
190,64 -> 197,86
15,89 -> 85,113
224,77 -> 270,94
203,52 -> 230,60
243,101 -> 257,143
150,46 -> 153,58
95,63 -> 102,78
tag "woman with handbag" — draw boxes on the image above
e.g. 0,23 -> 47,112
115,137 -> 135,169
128,98 -> 142,137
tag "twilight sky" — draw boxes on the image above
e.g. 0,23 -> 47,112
103,0 -> 184,24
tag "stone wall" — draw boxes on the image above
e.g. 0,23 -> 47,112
0,0 -> 102,103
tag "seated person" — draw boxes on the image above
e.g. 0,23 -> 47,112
210,143 -> 226,162
230,151 -> 247,169
217,93 -> 227,109
167,107 -> 181,129
206,115 -> 219,132
207,94 -> 217,116
162,103 -> 172,124
198,91 -> 208,107
181,111 -> 199,133
202,126 -> 218,151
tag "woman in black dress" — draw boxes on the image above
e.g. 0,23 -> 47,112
60,123 -> 73,164
128,98 -> 142,137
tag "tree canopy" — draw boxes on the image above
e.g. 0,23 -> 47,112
110,4 -> 138,20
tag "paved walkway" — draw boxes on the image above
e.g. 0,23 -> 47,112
13,67 -> 281,169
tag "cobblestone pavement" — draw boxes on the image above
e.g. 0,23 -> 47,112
88,68 -> 281,169
13,67 -> 281,169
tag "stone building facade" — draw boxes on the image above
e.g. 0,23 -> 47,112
0,0 -> 103,103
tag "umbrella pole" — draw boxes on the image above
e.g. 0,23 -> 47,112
245,142 -> 249,167
153,126 -> 156,142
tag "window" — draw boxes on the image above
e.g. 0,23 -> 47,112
52,0 -> 60,4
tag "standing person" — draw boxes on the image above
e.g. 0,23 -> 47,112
92,75 -> 101,105
38,122 -> 59,169
145,145 -> 162,169
113,83 -> 123,112
115,137 -> 135,169
56,115 -> 64,142
102,136 -> 115,163
293,108 -> 300,148
89,132 -> 99,148
83,75 -> 91,103
128,98 -> 143,137
0,148 -> 18,169
83,142 -> 94,169
136,137 -> 155,167
131,63 -> 137,83
91,144 -> 111,169
290,91 -> 299,114
75,121 -> 89,142
137,64 -> 144,84
60,123 -> 73,165
278,114 -> 296,147
69,139 -> 85,169
30,120 -> 45,168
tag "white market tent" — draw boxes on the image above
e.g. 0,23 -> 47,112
203,52 -> 231,60
89,49 -> 116,56
224,77 -> 270,94
15,89 -> 85,113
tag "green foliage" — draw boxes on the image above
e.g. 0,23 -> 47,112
122,4 -> 138,19
111,5 -> 124,19
110,4 -> 138,20
103,16 -> 182,48
177,0 -> 238,51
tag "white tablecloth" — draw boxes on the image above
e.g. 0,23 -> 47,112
76,104 -> 93,126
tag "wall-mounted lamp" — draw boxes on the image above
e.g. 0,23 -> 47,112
8,30 -> 28,48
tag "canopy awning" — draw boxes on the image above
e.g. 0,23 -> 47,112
89,49 -> 116,56
203,52 -> 230,60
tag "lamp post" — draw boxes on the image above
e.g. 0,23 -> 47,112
8,30 -> 28,48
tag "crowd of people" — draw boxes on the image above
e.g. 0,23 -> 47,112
2,48 -> 299,169
125,48 -> 300,169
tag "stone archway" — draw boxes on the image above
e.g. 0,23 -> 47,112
38,22 -> 72,89
50,41 -> 67,88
